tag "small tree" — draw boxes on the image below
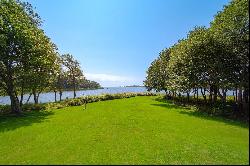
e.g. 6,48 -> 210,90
61,54 -> 83,98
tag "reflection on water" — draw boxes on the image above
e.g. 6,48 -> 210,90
0,87 -> 234,105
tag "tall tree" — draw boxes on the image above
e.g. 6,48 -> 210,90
167,39 -> 193,98
61,54 -> 83,98
210,0 -> 249,103
0,0 -> 58,112
144,49 -> 170,93
51,55 -> 72,102
169,27 -> 236,103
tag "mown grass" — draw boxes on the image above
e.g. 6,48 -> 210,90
0,96 -> 248,164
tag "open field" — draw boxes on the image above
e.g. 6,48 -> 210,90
0,96 -> 248,164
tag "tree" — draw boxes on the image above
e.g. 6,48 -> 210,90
50,55 -> 65,102
144,0 -> 248,117
61,54 -> 83,98
168,27 -> 237,103
0,0 -> 59,113
78,79 -> 102,89
144,49 -> 170,93
167,39 -> 193,100
210,0 -> 249,103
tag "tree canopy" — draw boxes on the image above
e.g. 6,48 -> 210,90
0,0 -> 102,113
144,0 -> 249,104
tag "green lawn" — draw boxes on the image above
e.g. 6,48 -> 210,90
0,96 -> 249,165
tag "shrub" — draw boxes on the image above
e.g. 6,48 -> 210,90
65,98 -> 83,106
0,92 -> 159,113
104,94 -> 115,100
21,103 -> 46,112
46,103 -> 65,110
0,105 -> 11,114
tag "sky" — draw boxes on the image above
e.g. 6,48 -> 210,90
26,0 -> 229,87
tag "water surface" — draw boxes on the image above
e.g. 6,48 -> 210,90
0,87 -> 235,105
0,87 -> 149,105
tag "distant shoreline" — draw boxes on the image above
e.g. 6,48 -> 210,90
123,86 -> 145,87
0,87 -> 105,97
0,87 -> 146,97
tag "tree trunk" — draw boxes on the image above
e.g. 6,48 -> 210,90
222,88 -> 227,103
187,92 -> 190,102
59,90 -> 62,101
201,87 -> 207,102
26,93 -> 32,104
243,88 -> 249,103
32,89 -> 38,104
193,88 -> 196,99
9,93 -> 21,114
7,83 -> 21,114
209,86 -> 213,103
20,82 -> 24,107
34,86 -> 46,104
37,92 -> 41,104
73,77 -> 76,99
235,88 -> 238,102
238,88 -> 242,103
196,88 -> 199,101
54,90 -> 57,102
164,90 -> 168,99
5,65 -> 21,114
213,86 -> 218,103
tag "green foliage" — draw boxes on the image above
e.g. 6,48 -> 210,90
78,79 -> 102,90
0,105 -> 10,114
65,98 -> 83,106
211,0 -> 249,89
21,103 -> 46,112
144,0 -> 249,108
0,1 -> 102,110
61,54 -> 83,86
167,39 -> 192,93
0,0 -> 59,112
144,49 -> 170,92
45,102 -> 65,110
62,92 -> 156,107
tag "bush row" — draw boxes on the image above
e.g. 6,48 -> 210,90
48,92 -> 157,108
0,92 -> 157,113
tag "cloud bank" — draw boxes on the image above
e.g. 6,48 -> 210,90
85,73 -> 142,87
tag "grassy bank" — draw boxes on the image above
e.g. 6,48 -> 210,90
0,96 -> 248,164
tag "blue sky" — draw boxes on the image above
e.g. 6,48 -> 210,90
27,0 -> 229,87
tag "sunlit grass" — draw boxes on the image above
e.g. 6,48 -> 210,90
0,96 -> 248,164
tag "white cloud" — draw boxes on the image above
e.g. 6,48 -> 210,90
85,73 -> 132,82
85,73 -> 142,87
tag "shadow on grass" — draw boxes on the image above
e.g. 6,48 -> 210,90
151,103 -> 190,110
153,97 -> 249,129
178,110 -> 249,129
153,97 -> 191,110
0,111 -> 54,133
